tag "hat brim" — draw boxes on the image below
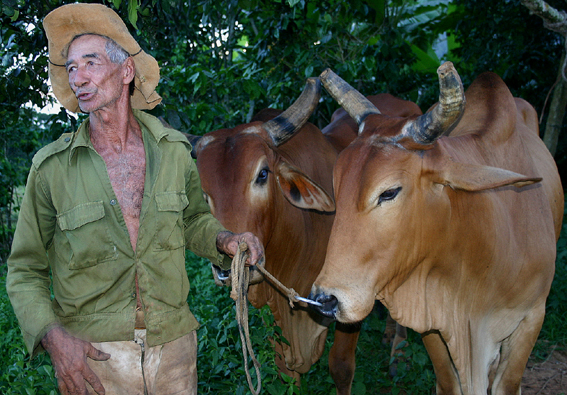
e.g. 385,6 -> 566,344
44,3 -> 161,113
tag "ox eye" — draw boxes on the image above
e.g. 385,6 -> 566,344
255,167 -> 270,185
378,187 -> 401,205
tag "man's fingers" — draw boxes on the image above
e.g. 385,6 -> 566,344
57,373 -> 80,395
86,344 -> 111,361
58,378 -> 69,395
243,234 -> 264,266
68,370 -> 92,395
83,365 -> 106,395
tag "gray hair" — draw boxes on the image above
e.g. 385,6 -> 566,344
105,37 -> 130,64
65,33 -> 130,65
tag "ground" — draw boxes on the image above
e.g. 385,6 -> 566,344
522,344 -> 567,395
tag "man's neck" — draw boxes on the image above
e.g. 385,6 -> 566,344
89,101 -> 142,153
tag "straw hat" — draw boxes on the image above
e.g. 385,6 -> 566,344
43,3 -> 161,113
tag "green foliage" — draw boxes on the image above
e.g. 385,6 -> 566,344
0,0 -> 79,263
541,202 -> 567,345
0,266 -> 58,394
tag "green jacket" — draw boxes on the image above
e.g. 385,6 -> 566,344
7,109 -> 231,356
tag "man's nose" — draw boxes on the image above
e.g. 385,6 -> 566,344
71,68 -> 89,87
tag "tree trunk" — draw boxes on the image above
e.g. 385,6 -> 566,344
520,0 -> 567,156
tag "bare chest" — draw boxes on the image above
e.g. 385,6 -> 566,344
100,147 -> 146,247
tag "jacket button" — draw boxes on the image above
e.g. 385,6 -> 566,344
64,137 -> 70,142
110,199 -> 117,205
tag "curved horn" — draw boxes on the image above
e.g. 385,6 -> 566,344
263,77 -> 321,146
319,68 -> 381,127
405,62 -> 465,145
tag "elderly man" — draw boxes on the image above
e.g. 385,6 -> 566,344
6,3 -> 263,395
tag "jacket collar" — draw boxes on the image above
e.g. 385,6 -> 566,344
68,109 -> 184,164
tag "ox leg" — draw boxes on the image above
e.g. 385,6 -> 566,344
382,312 -> 397,346
491,304 -> 546,395
329,322 -> 361,395
388,322 -> 408,377
421,330 -> 461,395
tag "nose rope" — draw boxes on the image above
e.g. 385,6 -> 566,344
230,241 -> 306,395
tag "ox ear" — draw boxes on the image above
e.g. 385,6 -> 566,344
275,161 -> 336,212
439,161 -> 542,191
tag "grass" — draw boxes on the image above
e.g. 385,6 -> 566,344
1,203 -> 567,394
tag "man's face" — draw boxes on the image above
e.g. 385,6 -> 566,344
65,35 -> 127,113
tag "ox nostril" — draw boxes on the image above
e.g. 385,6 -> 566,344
308,291 -> 338,319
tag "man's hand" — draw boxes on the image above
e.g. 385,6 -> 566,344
41,326 -> 111,395
216,231 -> 264,266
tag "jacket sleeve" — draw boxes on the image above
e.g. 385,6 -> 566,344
6,165 -> 60,356
183,157 -> 232,270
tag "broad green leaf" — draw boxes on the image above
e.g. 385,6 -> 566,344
127,0 -> 139,30
409,43 -> 439,74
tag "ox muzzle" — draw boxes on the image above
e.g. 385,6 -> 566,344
307,290 -> 339,320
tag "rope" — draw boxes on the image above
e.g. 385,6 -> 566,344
230,242 -> 307,394
253,263 -> 303,309
230,242 -> 262,395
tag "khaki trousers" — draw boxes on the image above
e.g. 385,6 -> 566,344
86,330 -> 198,395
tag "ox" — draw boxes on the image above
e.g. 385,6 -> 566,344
322,93 -> 422,364
310,62 -> 563,394
187,78 -> 422,393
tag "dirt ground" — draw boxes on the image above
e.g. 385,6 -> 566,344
522,345 -> 567,395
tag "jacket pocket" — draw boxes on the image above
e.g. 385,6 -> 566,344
155,191 -> 189,250
57,201 -> 117,269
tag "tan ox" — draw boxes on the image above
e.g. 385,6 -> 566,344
187,79 -> 422,393
322,93 -> 423,369
310,62 -> 563,394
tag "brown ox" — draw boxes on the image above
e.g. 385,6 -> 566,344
187,79 -> 422,393
323,94 -> 423,367
310,62 -> 563,394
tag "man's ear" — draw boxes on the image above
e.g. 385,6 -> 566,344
123,56 -> 136,85
275,161 -> 335,212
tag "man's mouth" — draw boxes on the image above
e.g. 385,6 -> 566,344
77,91 -> 94,101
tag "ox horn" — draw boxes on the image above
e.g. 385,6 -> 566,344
405,61 -> 465,144
263,77 -> 322,146
319,68 -> 381,126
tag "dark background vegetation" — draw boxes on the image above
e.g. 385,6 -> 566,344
1,0 -> 566,393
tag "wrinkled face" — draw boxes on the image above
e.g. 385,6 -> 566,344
65,35 -> 130,113
312,137 -> 449,323
196,126 -> 276,243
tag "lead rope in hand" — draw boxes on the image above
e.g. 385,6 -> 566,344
230,242 -> 305,395
230,242 -> 262,395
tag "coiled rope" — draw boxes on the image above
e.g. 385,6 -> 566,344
229,241 -> 305,395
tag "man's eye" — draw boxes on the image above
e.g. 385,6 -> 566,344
378,187 -> 401,205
